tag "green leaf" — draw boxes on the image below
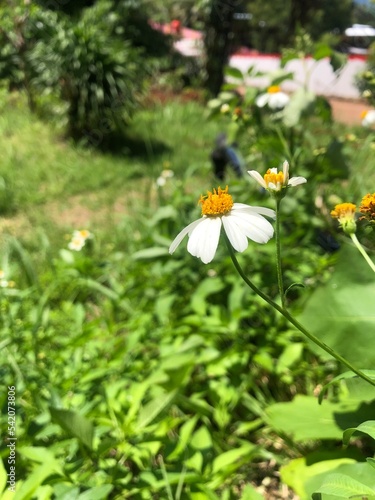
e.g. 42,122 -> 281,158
343,421 -> 375,446
329,51 -> 347,73
266,395 -> 375,441
281,456 -> 356,500
319,370 -> 375,404
168,415 -> 199,460
298,244 -> 375,368
190,277 -> 226,315
136,390 -> 177,430
276,343 -> 304,374
212,444 -> 255,474
240,484 -> 264,500
49,407 -> 94,450
0,459 -> 7,494
315,473 -> 375,498
190,426 -> 213,450
313,43 -> 332,61
78,485 -> 113,500
224,66 -> 244,81
13,461 -> 62,500
132,247 -> 169,260
367,458 -> 375,470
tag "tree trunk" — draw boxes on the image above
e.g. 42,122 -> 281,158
204,0 -> 241,96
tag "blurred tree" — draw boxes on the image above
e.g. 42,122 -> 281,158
204,0 -> 246,96
244,0 -> 353,52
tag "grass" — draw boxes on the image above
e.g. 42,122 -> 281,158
0,91 -> 227,250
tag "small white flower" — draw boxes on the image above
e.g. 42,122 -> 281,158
248,161 -> 306,193
169,186 -> 275,264
68,229 -> 92,251
68,237 -> 85,251
256,85 -> 290,110
156,176 -> 167,187
361,110 -> 375,127
220,103 -> 230,114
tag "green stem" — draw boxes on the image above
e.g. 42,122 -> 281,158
224,237 -> 375,388
350,233 -> 375,273
275,199 -> 285,308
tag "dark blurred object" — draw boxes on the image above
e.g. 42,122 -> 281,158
211,133 -> 243,181
316,230 -> 340,252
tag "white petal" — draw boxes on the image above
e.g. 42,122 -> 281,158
227,211 -> 274,244
233,203 -> 276,219
255,93 -> 269,107
222,215 -> 249,252
282,160 -> 289,184
187,217 -> 221,264
269,92 -> 289,109
247,170 -> 267,188
362,110 -> 375,126
169,218 -> 204,254
288,176 -> 307,186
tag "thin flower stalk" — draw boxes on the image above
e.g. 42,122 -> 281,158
350,233 -> 375,273
275,199 -> 285,308
224,235 -> 375,389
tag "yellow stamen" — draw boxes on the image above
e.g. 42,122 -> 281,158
359,193 -> 375,221
267,85 -> 281,94
330,203 -> 356,220
78,230 -> 90,239
199,186 -> 234,216
264,169 -> 284,188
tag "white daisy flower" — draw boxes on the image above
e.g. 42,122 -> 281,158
169,186 -> 275,264
361,110 -> 375,127
68,229 -> 92,251
256,85 -> 290,110
248,161 -> 306,193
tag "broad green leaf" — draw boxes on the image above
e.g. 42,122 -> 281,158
281,456 -> 356,500
136,390 -> 177,430
367,458 -> 375,470
78,485 -> 113,500
315,473 -> 375,498
266,395 -> 375,441
319,371 -> 375,404
49,407 -> 94,450
298,245 -> 375,368
343,421 -> 375,445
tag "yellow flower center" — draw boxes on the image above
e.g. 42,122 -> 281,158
267,85 -> 281,94
359,192 -> 375,221
78,230 -> 90,239
199,186 -> 234,216
264,169 -> 284,188
330,203 -> 356,220
361,110 -> 369,119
